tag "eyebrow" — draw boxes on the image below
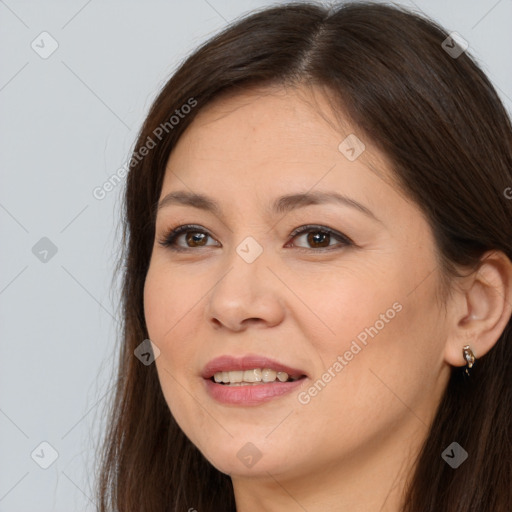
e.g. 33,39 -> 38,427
157,190 -> 380,222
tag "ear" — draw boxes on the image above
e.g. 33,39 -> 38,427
444,250 -> 512,367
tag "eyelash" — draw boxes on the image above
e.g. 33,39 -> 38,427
157,223 -> 353,253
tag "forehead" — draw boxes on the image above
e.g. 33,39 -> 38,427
163,84 -> 393,193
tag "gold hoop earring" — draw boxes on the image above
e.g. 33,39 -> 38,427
462,345 -> 476,377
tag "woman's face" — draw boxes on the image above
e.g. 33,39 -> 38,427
143,85 -> 453,483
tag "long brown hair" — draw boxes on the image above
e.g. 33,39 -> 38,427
95,2 -> 512,510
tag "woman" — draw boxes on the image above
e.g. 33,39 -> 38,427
96,2 -> 512,510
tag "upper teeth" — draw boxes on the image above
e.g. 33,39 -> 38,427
213,368 -> 296,384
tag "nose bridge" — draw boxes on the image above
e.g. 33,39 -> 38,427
221,232 -> 271,300
205,232 -> 284,329
235,233 -> 267,266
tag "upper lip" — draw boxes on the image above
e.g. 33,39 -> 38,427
201,354 -> 308,379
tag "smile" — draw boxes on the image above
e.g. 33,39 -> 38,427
202,355 -> 308,405
213,368 -> 302,385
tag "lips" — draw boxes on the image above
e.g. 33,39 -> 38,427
200,354 -> 309,406
201,354 -> 308,380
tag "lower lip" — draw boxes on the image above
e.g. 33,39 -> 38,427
204,377 -> 306,406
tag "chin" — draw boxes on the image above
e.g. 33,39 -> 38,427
190,434 -> 300,477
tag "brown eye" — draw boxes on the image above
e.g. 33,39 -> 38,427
158,225 -> 219,251
184,231 -> 208,247
305,231 -> 331,248
158,224 -> 352,253
288,225 -> 352,251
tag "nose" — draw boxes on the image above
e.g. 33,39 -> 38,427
205,247 -> 286,332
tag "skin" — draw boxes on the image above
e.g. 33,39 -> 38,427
143,84 -> 512,512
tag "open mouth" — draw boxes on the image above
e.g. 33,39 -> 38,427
211,368 -> 307,386
202,357 -> 309,405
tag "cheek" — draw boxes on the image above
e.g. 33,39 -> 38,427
303,260 -> 443,411
143,266 -> 200,409
143,264 -> 196,345
295,265 -> 403,359
144,269 -> 207,442
143,265 -> 166,339
143,264 -> 203,382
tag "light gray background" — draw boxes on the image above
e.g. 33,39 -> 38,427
1,0 -> 511,510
